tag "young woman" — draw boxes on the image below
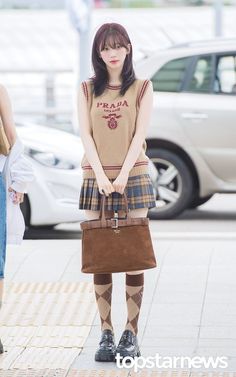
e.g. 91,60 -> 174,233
0,84 -> 34,353
78,22 -> 156,362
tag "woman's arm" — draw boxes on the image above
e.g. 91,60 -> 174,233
0,84 -> 17,147
120,80 -> 153,175
78,83 -> 114,195
78,84 -> 105,177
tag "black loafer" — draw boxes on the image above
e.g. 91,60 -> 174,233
95,329 -> 116,362
115,329 -> 141,360
0,338 -> 4,354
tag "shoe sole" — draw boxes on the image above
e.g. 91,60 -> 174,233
95,351 -> 116,362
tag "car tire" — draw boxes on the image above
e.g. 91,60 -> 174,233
20,196 -> 57,229
188,194 -> 213,209
147,148 -> 194,219
20,194 -> 31,227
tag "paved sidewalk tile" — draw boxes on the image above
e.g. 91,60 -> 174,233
2,238 -> 236,373
0,282 -> 97,370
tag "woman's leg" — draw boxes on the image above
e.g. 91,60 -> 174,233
84,209 -> 114,333
116,208 -> 148,359
123,208 -> 147,335
84,209 -> 116,361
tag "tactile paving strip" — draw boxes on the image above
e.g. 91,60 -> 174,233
0,326 -> 91,347
11,347 -> 81,369
66,371 -> 188,377
67,371 -> 130,377
66,369 -> 236,377
190,374 -> 236,377
0,282 -> 97,370
0,282 -> 96,326
4,282 -> 93,294
66,372 -> 236,377
0,370 -> 67,377
0,347 -> 81,370
0,371 -> 235,377
129,372 -> 190,377
0,327 -> 36,347
0,347 -> 24,370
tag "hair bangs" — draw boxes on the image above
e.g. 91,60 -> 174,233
99,30 -> 128,52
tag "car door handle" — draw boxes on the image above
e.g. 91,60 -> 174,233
181,112 -> 208,119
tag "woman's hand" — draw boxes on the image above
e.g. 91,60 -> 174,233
112,171 -> 129,194
8,187 -> 24,204
96,172 -> 115,196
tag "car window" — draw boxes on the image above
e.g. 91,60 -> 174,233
214,55 -> 236,95
151,57 -> 191,92
187,55 -> 212,93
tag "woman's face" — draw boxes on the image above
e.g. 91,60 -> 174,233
99,40 -> 130,71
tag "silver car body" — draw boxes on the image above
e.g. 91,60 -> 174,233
136,39 -> 236,201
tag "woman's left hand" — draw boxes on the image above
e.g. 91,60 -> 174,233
8,187 -> 24,204
112,171 -> 129,194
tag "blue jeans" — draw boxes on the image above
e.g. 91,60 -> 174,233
0,173 -> 6,279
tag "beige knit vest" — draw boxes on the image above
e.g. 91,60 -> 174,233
80,78 -> 150,179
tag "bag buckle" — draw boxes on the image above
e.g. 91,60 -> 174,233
111,212 -> 119,229
111,217 -> 118,229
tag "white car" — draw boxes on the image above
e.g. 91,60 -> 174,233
17,122 -> 85,227
17,121 -> 157,227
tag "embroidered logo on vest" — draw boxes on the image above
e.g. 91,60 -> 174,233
97,100 -> 128,109
97,100 -> 129,129
102,113 -> 122,129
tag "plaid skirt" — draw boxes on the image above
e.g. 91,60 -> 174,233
79,174 -> 156,211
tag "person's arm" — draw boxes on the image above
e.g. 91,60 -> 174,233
9,155 -> 35,194
0,84 -> 17,147
120,80 -> 153,175
78,83 -> 105,177
0,84 -> 34,203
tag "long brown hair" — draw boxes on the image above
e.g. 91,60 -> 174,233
90,23 -> 136,97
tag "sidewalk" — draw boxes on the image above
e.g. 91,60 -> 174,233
0,232 -> 236,375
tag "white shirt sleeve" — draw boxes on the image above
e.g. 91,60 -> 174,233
10,155 -> 35,193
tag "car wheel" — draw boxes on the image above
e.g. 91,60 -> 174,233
147,148 -> 194,219
20,196 -> 57,229
20,194 -> 31,227
188,194 -> 213,209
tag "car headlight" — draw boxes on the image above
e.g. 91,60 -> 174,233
25,147 -> 76,169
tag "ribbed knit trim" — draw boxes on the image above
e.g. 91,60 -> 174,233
82,161 -> 149,179
137,79 -> 150,108
82,81 -> 88,101
94,274 -> 112,285
82,161 -> 148,170
106,84 -> 122,90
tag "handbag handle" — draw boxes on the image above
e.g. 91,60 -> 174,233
100,190 -> 130,223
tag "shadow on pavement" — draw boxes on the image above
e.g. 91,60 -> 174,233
24,226 -> 82,240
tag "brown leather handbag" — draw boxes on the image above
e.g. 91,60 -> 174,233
80,191 -> 157,274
